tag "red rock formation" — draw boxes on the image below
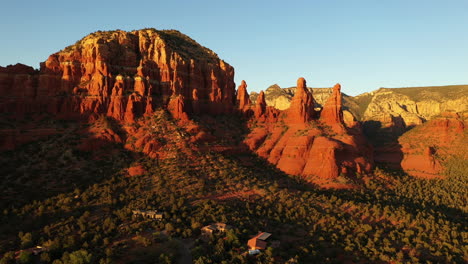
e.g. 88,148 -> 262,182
168,95 -> 189,121
255,91 -> 266,119
302,137 -> 341,178
399,112 -> 466,178
124,94 -> 143,123
236,80 -> 251,112
320,83 -> 346,133
0,29 -> 236,122
1,31 -> 375,185
127,164 -> 147,177
245,77 -> 373,183
191,89 -> 200,115
321,83 -> 343,124
284,77 -> 315,124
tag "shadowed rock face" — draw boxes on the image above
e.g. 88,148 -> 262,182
0,29 -> 236,122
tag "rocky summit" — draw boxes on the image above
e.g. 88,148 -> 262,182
0,29 -> 236,123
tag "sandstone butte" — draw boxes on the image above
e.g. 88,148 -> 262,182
399,112 -> 466,178
0,29 -> 374,182
0,29 -> 235,123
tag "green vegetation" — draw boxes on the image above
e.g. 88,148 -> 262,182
0,114 -> 466,263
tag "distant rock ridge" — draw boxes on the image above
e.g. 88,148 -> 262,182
251,83 -> 468,129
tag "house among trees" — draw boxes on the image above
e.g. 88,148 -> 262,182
248,232 -> 279,255
132,209 -> 163,220
15,246 -> 48,258
201,223 -> 232,236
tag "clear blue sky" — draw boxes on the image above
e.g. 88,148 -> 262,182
1,0 -> 467,95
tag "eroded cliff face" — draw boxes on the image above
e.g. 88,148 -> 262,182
358,86 -> 468,128
0,29 -> 236,123
242,78 -> 373,185
398,112 -> 466,178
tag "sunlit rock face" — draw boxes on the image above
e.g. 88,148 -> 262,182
0,29 -> 236,122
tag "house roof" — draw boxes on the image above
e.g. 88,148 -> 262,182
248,238 -> 267,250
257,232 -> 272,241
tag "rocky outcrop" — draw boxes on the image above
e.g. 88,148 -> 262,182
1,30 -> 374,186
284,78 -> 315,124
359,86 -> 468,127
320,83 -> 343,124
320,83 -> 346,134
254,91 -> 266,119
167,95 -> 189,121
0,29 -> 236,122
399,112 -> 466,178
245,78 -> 373,183
236,80 -> 251,113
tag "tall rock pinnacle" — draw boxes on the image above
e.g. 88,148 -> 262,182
255,91 -> 266,118
321,83 -> 344,125
236,80 -> 251,112
285,77 -> 315,124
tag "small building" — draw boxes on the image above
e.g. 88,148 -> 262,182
201,223 -> 232,236
248,249 -> 261,255
15,246 -> 48,258
248,232 -> 272,250
132,209 -> 163,220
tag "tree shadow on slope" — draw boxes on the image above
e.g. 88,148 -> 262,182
0,117 -> 135,210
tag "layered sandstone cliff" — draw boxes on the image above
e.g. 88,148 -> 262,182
0,29 -> 236,122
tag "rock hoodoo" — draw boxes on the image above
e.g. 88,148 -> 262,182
321,83 -> 343,125
236,80 -> 251,113
244,77 -> 373,183
320,83 -> 345,133
255,91 -> 267,119
285,77 -> 315,124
